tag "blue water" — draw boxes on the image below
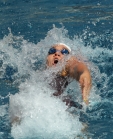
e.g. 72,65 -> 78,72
0,0 -> 113,139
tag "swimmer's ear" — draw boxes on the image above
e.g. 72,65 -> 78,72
46,57 -> 49,67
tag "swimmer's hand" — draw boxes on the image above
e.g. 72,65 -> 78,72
79,72 -> 91,105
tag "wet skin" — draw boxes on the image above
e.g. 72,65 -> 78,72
46,44 -> 92,105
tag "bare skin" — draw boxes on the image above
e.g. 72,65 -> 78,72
46,44 -> 92,105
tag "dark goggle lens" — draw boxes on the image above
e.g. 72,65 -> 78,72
48,48 -> 69,55
48,48 -> 56,54
61,49 -> 69,54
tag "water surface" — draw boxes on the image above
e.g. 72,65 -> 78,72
0,0 -> 113,139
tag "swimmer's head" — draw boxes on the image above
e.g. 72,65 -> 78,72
46,43 -> 71,67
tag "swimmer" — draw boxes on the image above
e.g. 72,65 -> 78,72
10,43 -> 92,125
46,43 -> 92,105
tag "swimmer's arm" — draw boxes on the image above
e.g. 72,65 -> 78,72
67,57 -> 92,104
10,116 -> 21,125
12,116 -> 20,123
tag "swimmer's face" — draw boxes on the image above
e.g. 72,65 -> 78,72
46,44 -> 70,67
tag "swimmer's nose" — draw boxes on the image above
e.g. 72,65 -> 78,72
54,51 -> 61,56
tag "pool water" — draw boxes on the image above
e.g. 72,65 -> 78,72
0,0 -> 113,139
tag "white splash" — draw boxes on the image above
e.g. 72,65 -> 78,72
1,25 -> 112,139
9,81 -> 83,139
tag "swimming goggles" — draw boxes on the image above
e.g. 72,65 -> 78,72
48,47 -> 69,55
